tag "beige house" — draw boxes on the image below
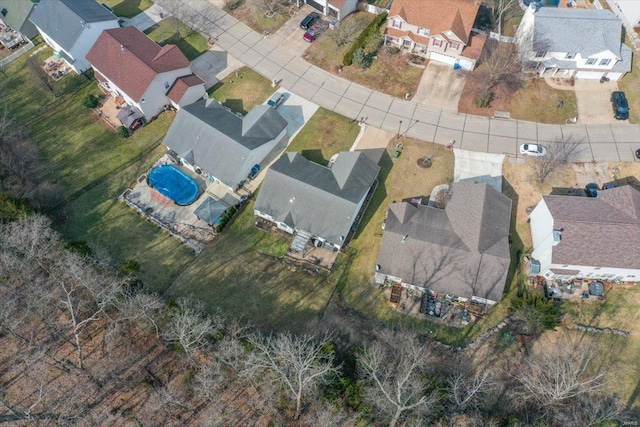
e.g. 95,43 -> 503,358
383,0 -> 485,70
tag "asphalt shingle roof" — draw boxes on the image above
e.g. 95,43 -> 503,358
86,26 -> 191,102
532,8 -> 623,58
254,151 -> 380,246
163,99 -> 288,188
376,182 -> 512,302
0,0 -> 36,34
30,0 -> 117,51
543,186 -> 640,269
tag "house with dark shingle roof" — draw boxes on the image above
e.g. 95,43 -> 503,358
164,99 -> 288,191
384,0 -> 485,70
530,186 -> 640,282
29,0 -> 119,73
375,182 -> 512,305
515,6 -> 632,81
254,150 -> 381,250
0,0 -> 38,39
86,26 -> 204,122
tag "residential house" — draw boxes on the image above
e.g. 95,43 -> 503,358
254,150 -> 381,251
375,182 -> 512,305
529,186 -> 640,282
29,0 -> 119,73
0,0 -> 38,39
298,0 -> 358,21
86,26 -> 205,123
383,0 -> 485,70
515,6 -> 632,81
163,99 -> 289,192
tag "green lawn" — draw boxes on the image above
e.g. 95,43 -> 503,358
287,109 -> 360,165
101,0 -> 153,18
144,18 -> 209,61
618,53 -> 640,124
207,67 -> 275,115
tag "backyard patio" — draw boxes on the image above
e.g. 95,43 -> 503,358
41,54 -> 71,80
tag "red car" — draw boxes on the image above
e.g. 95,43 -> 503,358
303,28 -> 317,42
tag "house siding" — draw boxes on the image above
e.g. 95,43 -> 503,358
174,84 -> 206,109
135,67 -> 194,120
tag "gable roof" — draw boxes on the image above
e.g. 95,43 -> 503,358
86,26 -> 191,102
163,99 -> 288,187
388,0 -> 479,43
29,0 -> 117,51
0,0 -> 36,33
166,74 -> 205,103
255,151 -> 380,246
376,182 -> 512,302
542,186 -> 640,270
531,8 -> 623,58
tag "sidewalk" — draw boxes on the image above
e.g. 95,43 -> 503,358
158,0 -> 640,163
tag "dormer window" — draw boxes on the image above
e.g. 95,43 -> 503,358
392,19 -> 402,29
417,27 -> 429,36
586,57 -> 597,65
565,53 -> 576,59
535,51 -> 546,58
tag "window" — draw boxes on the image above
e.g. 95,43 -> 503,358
586,58 -> 597,65
392,19 -> 402,29
432,39 -> 443,47
535,51 -> 546,58
450,42 -> 460,50
594,267 -> 601,270
565,53 -> 576,59
164,81 -> 170,90
600,58 -> 611,66
417,27 -> 429,36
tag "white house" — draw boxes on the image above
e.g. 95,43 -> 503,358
612,0 -> 640,28
86,26 -> 205,123
163,99 -> 289,192
29,0 -> 119,74
515,6 -> 632,81
529,186 -> 640,282
383,0 -> 486,70
297,0 -> 358,21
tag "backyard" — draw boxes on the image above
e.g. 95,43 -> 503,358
144,18 -> 209,61
207,66 -> 275,115
225,0 -> 292,34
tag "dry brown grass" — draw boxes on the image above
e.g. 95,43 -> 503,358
225,0 -> 291,34
459,71 -> 578,124
618,52 -> 640,124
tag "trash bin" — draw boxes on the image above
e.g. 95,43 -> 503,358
453,63 -> 461,70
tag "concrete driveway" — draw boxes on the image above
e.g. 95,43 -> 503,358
123,4 -> 169,32
574,79 -> 624,124
412,61 -> 467,112
191,47 -> 244,89
270,5 -> 322,57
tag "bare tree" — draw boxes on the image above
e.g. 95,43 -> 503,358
261,0 -> 286,16
358,330 -> 439,427
482,0 -> 518,36
448,370 -> 495,414
243,332 -> 338,420
163,298 -> 222,363
479,40 -> 526,93
300,402 -> 358,427
531,137 -> 583,183
328,18 -> 363,47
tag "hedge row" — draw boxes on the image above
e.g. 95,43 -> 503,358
215,205 -> 238,233
343,12 -> 388,66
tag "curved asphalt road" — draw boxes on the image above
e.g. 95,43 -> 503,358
167,0 -> 640,162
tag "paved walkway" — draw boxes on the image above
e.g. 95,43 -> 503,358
162,0 -> 640,162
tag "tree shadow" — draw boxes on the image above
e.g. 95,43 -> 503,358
353,150 -> 393,241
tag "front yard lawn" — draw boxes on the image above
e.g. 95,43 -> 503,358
144,18 -> 209,61
287,108 -> 360,165
207,66 -> 275,115
618,52 -> 640,124
459,73 -> 578,124
225,0 -> 291,34
101,0 -> 153,18
304,13 -> 422,98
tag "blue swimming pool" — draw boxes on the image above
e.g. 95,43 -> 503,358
148,165 -> 201,206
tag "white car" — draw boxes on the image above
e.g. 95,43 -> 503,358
519,143 -> 547,157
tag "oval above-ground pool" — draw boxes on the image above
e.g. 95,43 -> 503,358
148,164 -> 201,206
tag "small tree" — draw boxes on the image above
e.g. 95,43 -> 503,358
117,126 -> 129,138
328,18 -> 363,47
352,48 -> 371,68
531,137 -> 582,183
82,93 -> 99,108
261,0 -> 286,16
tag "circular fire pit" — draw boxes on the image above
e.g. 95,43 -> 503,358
417,157 -> 432,168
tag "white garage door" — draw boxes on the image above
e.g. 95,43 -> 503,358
429,52 -> 457,67
606,72 -> 623,81
575,70 -> 605,80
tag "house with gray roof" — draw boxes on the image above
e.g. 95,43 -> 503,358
529,185 -> 640,282
254,150 -> 381,251
164,99 -> 288,191
515,6 -> 632,81
0,0 -> 38,39
29,0 -> 119,73
375,182 -> 512,305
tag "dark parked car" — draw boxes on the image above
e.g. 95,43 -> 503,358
267,92 -> 285,108
611,91 -> 629,120
300,12 -> 319,30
